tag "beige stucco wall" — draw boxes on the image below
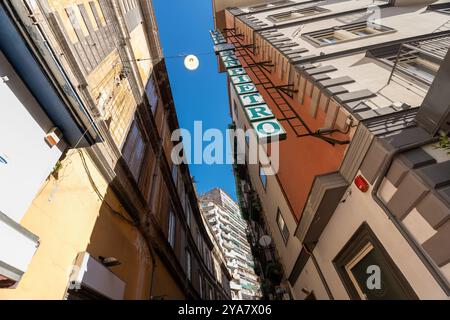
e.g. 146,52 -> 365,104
230,86 -> 303,278
291,258 -> 329,299
0,149 -> 157,300
293,171 -> 449,300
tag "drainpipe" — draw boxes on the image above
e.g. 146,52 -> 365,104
370,136 -> 450,296
148,236 -> 158,299
303,243 -> 334,300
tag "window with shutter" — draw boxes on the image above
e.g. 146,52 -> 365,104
122,121 -> 145,181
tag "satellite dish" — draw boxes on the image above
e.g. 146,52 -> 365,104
233,272 -> 240,280
259,235 -> 272,247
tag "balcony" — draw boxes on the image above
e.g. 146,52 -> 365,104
222,232 -> 231,240
230,282 -> 242,290
387,34 -> 450,87
227,260 -> 238,270
218,215 -> 229,224
208,217 -> 217,224
225,250 -> 234,258
222,240 -> 233,249
220,224 -> 231,233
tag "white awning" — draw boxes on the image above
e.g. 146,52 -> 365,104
0,211 -> 39,283
69,252 -> 126,300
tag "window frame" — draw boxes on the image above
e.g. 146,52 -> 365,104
267,6 -> 329,23
168,209 -> 176,248
259,163 -> 267,189
276,209 -> 290,245
186,250 -> 192,281
145,76 -> 159,114
302,22 -> 395,47
122,120 -> 146,182
197,231 -> 203,251
199,273 -> 203,298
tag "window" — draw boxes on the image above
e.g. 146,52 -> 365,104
402,59 -> 438,83
171,164 -> 178,185
186,250 -> 192,281
197,232 -> 203,252
122,121 -> 145,181
245,129 -> 250,146
303,22 -> 394,47
120,0 -> 137,13
89,2 -> 106,27
199,273 -> 203,298
145,76 -> 158,113
65,6 -> 89,41
267,6 -> 328,23
371,39 -> 444,86
249,4 -> 269,11
208,254 -> 212,272
317,34 -> 339,45
259,164 -> 267,189
203,245 -> 208,262
276,210 -> 290,244
333,223 -> 418,300
183,193 -> 191,226
78,3 -> 98,31
168,210 -> 176,248
249,0 -> 294,11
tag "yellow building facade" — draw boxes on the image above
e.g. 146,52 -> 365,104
0,0 -> 230,300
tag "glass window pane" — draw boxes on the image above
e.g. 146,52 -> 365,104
349,248 -> 411,299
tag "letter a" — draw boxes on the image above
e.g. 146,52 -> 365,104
366,265 -> 381,290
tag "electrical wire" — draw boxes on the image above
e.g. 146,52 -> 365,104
125,39 -> 296,62
77,149 -> 137,227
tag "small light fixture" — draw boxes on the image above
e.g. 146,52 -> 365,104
184,54 -> 199,71
99,256 -> 122,268
354,175 -> 369,193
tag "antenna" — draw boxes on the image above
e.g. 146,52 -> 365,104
291,25 -> 303,38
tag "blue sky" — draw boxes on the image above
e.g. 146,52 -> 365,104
153,0 -> 237,200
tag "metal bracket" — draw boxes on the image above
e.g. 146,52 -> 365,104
247,61 -> 274,67
275,84 -> 298,95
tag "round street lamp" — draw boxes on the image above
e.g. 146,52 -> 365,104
184,54 -> 199,71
